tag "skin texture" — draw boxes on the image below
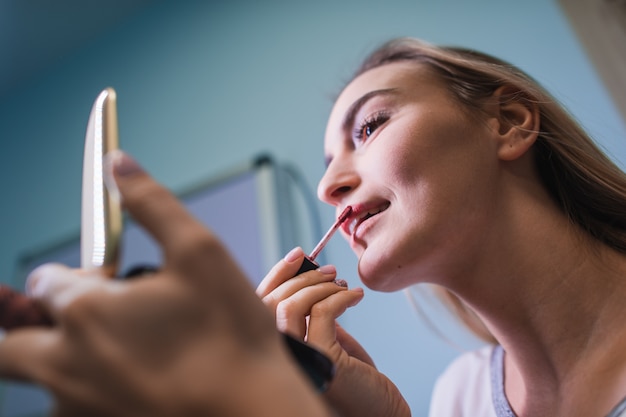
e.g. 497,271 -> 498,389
260,61 -> 626,417
0,151 -> 332,417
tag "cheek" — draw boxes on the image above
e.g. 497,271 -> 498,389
377,112 -> 462,182
390,114 -> 495,204
355,133 -> 496,289
369,125 -> 425,187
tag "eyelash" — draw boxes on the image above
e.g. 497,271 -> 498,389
353,112 -> 390,144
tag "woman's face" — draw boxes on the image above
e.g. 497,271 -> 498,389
318,62 -> 502,292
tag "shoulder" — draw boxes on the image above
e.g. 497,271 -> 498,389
428,344 -> 497,417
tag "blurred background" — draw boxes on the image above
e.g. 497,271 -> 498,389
1,0 -> 625,415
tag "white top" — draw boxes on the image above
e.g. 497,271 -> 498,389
428,345 -> 496,417
428,345 -> 626,417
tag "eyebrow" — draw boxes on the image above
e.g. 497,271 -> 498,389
341,88 -> 399,134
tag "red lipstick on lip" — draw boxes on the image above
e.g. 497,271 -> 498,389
295,206 -> 353,275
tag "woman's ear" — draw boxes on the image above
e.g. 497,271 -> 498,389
489,85 -> 540,161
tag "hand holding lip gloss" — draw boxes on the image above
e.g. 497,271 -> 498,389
295,206 -> 353,276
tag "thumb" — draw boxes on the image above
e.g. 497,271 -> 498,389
104,150 -> 214,258
336,323 -> 376,367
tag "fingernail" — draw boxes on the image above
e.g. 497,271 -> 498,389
284,247 -> 304,263
26,266 -> 50,297
26,263 -> 62,297
333,279 -> 348,288
317,264 -> 336,275
104,149 -> 143,178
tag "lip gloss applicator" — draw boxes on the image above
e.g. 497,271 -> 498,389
295,206 -> 353,275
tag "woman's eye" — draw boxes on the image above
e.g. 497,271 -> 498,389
353,112 -> 389,144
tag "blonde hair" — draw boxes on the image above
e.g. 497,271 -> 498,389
353,38 -> 626,343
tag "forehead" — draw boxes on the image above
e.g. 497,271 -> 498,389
325,61 -> 441,136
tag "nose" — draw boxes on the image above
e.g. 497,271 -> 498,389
317,156 -> 360,206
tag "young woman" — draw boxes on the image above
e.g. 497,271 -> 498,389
2,38 -> 626,417
258,38 -> 626,417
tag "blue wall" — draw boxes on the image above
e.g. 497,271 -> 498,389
1,0 -> 625,414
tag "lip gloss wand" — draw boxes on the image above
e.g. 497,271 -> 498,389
295,206 -> 353,275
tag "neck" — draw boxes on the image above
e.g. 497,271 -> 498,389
450,189 -> 626,416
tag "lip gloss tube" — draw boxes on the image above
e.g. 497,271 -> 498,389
295,206 -> 352,275
285,205 -> 353,390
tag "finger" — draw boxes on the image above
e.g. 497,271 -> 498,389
335,323 -> 375,366
275,282 -> 351,338
261,265 -> 337,311
0,328 -> 57,382
305,288 -> 364,348
104,150 -> 213,257
256,247 -> 307,297
26,263 -> 108,319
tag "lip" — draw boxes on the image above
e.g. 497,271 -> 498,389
341,200 -> 390,238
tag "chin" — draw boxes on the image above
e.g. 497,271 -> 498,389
356,257 -> 410,293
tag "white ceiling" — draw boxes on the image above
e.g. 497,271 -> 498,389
0,0 -> 155,98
